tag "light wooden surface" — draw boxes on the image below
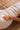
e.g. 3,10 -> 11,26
0,0 -> 20,10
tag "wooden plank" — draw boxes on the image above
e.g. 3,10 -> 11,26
0,0 -> 20,10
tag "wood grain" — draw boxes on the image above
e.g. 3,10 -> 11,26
0,0 -> 20,10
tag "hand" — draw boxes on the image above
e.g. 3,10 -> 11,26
3,15 -> 15,21
3,15 -> 20,22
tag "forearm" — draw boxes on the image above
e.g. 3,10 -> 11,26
14,17 -> 20,22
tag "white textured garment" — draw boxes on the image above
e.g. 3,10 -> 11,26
0,1 -> 20,21
0,2 -> 20,29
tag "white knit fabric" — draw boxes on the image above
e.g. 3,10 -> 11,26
0,2 -> 20,29
0,2 -> 20,20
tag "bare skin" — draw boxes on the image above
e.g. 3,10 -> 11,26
3,15 -> 20,22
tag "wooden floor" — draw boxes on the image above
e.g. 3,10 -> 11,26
0,0 -> 20,10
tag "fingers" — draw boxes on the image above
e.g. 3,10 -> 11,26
3,16 -> 14,21
3,16 -> 9,21
3,15 -> 20,22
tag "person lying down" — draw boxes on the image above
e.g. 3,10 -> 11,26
0,2 -> 20,22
